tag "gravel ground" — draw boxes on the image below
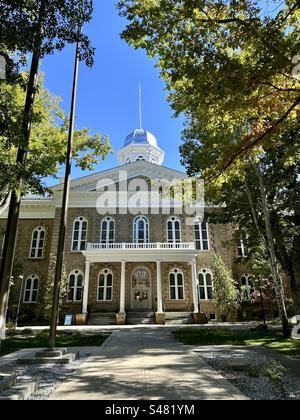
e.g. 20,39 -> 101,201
199,348 -> 300,400
8,354 -> 88,400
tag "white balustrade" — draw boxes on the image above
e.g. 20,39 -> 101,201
86,242 -> 195,251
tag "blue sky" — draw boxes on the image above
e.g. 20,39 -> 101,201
41,1 -> 186,185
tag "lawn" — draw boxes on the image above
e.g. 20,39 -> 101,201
0,330 -> 109,357
175,328 -> 300,358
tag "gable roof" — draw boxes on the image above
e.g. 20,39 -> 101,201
52,160 -> 188,193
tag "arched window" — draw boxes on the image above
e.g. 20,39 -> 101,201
195,222 -> 210,251
167,217 -> 181,243
30,227 -> 46,259
133,216 -> 149,244
72,217 -> 88,251
67,270 -> 84,302
169,268 -> 185,300
241,274 -> 255,302
101,217 -> 115,244
98,269 -> 113,302
198,269 -> 214,300
23,275 -> 39,303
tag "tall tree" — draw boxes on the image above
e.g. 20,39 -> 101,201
0,0 -> 96,340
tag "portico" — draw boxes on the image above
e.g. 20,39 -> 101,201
82,242 -> 199,324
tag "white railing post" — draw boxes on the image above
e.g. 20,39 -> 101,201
120,260 -> 126,314
82,261 -> 91,314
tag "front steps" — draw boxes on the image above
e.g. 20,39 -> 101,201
87,311 -> 194,325
88,313 -> 116,325
127,311 -> 155,325
165,312 -> 194,325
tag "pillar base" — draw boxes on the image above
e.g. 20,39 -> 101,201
116,313 -> 127,325
193,312 -> 208,325
75,314 -> 87,325
155,312 -> 166,325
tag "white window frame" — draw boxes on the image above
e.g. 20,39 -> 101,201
97,269 -> 113,302
167,216 -> 181,244
169,268 -> 185,300
101,217 -> 115,244
71,217 -> 88,252
23,275 -> 39,304
198,268 -> 214,301
237,237 -> 248,258
133,216 -> 150,244
29,227 -> 46,259
195,222 -> 210,251
67,270 -> 84,303
241,274 -> 255,301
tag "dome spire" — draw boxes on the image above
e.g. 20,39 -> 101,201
139,83 -> 142,130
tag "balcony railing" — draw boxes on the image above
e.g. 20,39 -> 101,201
86,242 -> 196,251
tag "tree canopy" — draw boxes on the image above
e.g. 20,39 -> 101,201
0,73 -> 111,204
118,0 -> 300,175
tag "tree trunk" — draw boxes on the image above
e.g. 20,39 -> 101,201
0,1 -> 45,343
256,166 -> 290,337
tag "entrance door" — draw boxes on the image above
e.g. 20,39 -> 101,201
131,269 -> 152,310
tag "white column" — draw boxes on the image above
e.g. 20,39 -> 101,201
156,260 -> 163,313
119,260 -> 126,314
82,261 -> 91,314
191,259 -> 199,313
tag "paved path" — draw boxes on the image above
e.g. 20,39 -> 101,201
51,329 -> 245,400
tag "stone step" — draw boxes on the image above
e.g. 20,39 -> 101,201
16,352 -> 79,365
35,348 -> 68,358
88,313 -> 116,325
127,312 -> 155,325
165,312 -> 194,325
0,380 -> 39,401
0,374 -> 17,392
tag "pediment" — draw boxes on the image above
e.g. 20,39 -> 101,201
52,161 -> 187,193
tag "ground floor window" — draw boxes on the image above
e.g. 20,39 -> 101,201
198,268 -> 214,300
169,268 -> 185,300
98,269 -> 113,302
23,274 -> 39,303
67,270 -> 84,302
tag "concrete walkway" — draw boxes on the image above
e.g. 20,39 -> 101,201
51,329 -> 246,400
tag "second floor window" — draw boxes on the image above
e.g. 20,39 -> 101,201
30,227 -> 45,259
195,222 -> 210,251
133,216 -> 149,244
101,217 -> 115,244
167,217 -> 181,243
72,217 -> 88,251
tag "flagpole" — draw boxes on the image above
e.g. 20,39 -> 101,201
48,38 -> 80,349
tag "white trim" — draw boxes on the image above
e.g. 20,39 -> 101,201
133,215 -> 150,244
167,216 -> 182,243
67,270 -> 84,303
71,217 -> 88,252
29,226 -> 46,259
97,269 -> 113,302
195,222 -> 210,251
198,268 -> 214,301
100,216 -> 115,244
169,268 -> 185,301
23,275 -> 39,304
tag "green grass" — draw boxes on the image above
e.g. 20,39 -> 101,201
0,331 -> 109,357
175,328 -> 300,358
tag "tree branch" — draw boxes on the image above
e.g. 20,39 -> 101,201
212,95 -> 300,181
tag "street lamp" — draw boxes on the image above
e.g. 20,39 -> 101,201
15,275 -> 24,328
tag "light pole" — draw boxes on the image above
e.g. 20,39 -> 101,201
48,37 -> 80,349
15,275 -> 24,328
